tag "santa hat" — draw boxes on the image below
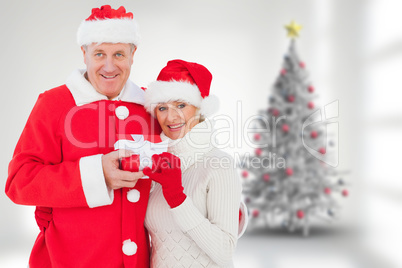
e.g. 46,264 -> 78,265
144,60 -> 220,117
77,5 -> 140,46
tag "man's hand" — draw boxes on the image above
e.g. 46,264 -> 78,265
102,150 -> 144,190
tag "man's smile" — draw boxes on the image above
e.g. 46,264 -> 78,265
101,74 -> 118,79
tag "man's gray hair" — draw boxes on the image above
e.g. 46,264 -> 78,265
82,43 -> 136,53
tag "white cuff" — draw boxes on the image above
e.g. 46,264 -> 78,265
80,154 -> 114,208
170,197 -> 207,233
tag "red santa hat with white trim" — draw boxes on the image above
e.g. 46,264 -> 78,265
144,60 -> 220,117
77,5 -> 140,46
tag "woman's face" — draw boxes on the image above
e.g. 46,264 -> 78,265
155,101 -> 200,140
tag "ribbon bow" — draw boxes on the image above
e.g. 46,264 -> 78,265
114,135 -> 168,170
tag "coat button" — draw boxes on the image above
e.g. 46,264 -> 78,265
127,189 -> 140,203
122,239 -> 137,256
115,106 -> 129,120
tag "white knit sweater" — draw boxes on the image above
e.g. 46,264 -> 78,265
144,120 -> 242,268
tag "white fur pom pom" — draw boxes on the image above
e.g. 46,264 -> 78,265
122,239 -> 137,256
127,189 -> 140,203
200,95 -> 220,117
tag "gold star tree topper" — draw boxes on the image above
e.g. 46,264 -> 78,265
285,21 -> 302,38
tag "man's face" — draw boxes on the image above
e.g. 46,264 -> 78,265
82,43 -> 136,99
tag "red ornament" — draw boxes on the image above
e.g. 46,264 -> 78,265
252,209 -> 259,217
342,189 -> 349,197
272,109 -> 279,117
263,174 -> 270,182
296,210 -> 304,219
255,148 -> 262,156
254,133 -> 261,141
282,124 -> 289,133
241,170 -> 248,178
299,62 -> 305,68
308,102 -> 314,109
308,85 -> 314,93
324,187 -> 331,194
280,69 -> 287,76
285,168 -> 293,176
310,131 -> 318,139
287,95 -> 295,102
319,147 -> 326,154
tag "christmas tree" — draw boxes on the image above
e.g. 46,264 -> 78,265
241,21 -> 348,236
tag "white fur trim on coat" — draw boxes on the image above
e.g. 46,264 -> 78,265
80,154 -> 114,208
65,69 -> 145,106
144,80 -> 219,117
77,18 -> 140,46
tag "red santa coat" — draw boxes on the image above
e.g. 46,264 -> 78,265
6,69 -> 161,268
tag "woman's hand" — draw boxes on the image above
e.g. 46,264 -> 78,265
35,206 -> 53,232
143,152 -> 186,208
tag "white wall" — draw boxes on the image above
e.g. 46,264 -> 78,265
1,0 -> 401,266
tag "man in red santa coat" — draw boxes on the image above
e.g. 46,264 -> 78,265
5,5 -> 160,268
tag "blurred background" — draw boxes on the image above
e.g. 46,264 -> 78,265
1,0 -> 401,267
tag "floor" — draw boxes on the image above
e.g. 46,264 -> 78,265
234,226 -> 398,268
1,187 -> 401,268
1,225 -> 399,268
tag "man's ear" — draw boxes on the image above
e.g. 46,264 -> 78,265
130,46 -> 137,62
81,46 -> 87,65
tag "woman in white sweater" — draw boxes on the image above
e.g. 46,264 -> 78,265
143,59 -> 246,267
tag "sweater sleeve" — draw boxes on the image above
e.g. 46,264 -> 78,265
5,91 -> 112,208
170,159 -> 242,266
